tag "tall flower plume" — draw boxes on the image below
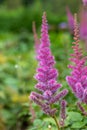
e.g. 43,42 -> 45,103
66,14 -> 87,107
59,100 -> 67,127
66,7 -> 74,34
80,8 -> 87,41
30,12 -> 68,117
79,2 -> 87,51
82,0 -> 87,6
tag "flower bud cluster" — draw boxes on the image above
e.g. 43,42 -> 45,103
82,0 -> 87,6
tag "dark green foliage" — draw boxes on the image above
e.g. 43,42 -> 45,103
0,0 -> 81,33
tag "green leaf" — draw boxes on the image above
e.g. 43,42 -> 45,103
33,119 -> 43,126
33,119 -> 45,128
43,117 -> 56,125
67,111 -> 83,122
83,117 -> 87,125
71,121 -> 86,129
64,117 -> 70,127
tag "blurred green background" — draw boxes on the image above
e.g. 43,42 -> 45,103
1,0 -> 87,130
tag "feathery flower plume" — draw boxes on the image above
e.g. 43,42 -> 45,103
66,7 -> 74,34
80,9 -> 87,41
79,4 -> 87,51
30,12 -> 68,118
59,100 -> 67,127
66,14 -> 87,107
32,21 -> 40,56
82,0 -> 87,6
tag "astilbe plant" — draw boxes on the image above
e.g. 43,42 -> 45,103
66,14 -> 87,115
67,0 -> 87,51
30,12 -> 68,130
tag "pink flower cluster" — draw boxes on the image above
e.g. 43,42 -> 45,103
82,0 -> 87,6
66,7 -> 74,34
66,5 -> 87,41
80,1 -> 87,50
59,100 -> 67,126
30,12 -> 68,116
80,9 -> 87,41
66,15 -> 87,104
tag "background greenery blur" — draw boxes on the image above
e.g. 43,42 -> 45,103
1,0 -> 86,130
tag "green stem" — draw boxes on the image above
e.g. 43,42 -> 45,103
52,116 -> 60,130
62,127 -> 64,130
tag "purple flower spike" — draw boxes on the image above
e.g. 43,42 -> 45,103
66,14 -> 87,105
66,7 -> 74,34
76,82 -> 84,99
59,100 -> 67,127
82,0 -> 87,6
83,89 -> 87,103
80,9 -> 87,41
30,12 -> 68,116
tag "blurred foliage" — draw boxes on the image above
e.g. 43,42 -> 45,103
0,0 -> 82,32
42,0 -> 81,13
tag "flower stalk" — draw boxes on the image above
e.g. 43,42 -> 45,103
52,116 -> 60,130
30,12 -> 68,129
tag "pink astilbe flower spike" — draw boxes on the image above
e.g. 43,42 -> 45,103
66,14 -> 87,105
30,12 -> 68,116
82,0 -> 87,6
66,7 -> 74,34
59,100 -> 67,127
32,21 -> 40,56
79,5 -> 87,51
80,9 -> 87,41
